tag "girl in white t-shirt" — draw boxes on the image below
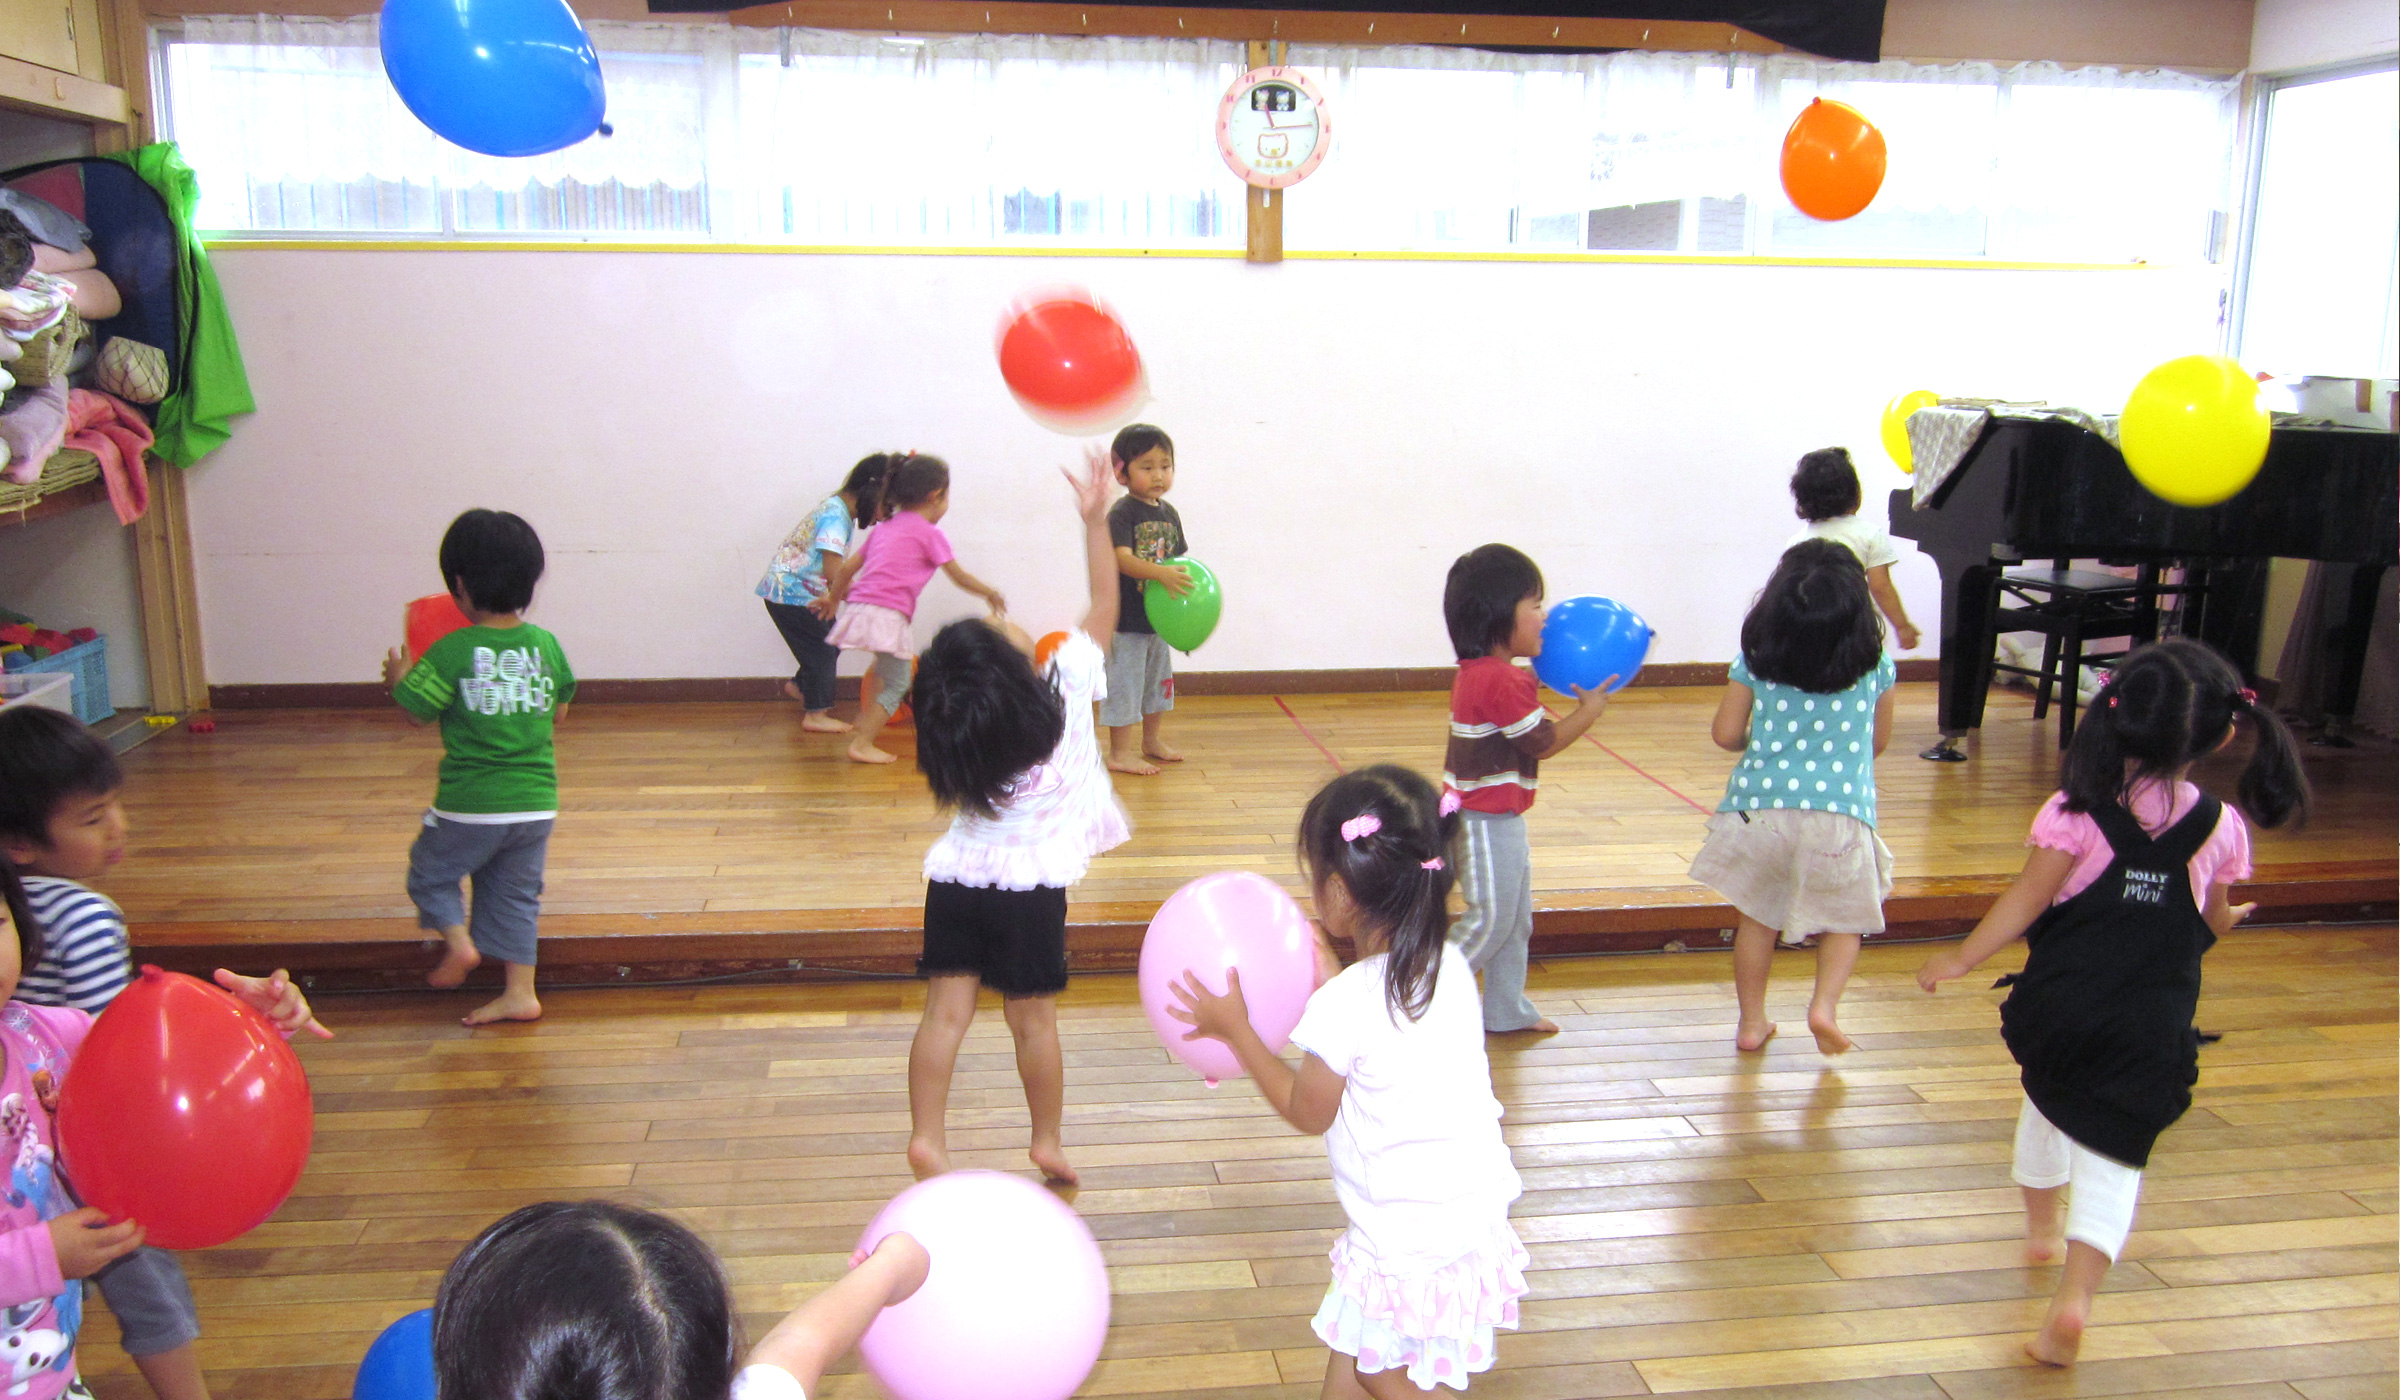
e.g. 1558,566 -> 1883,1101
431,1199 -> 928,1400
902,447 -> 1131,1188
1172,764 -> 1527,1397
1789,446 -> 1920,650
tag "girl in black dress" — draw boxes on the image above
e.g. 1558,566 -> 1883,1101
1916,639 -> 2308,1367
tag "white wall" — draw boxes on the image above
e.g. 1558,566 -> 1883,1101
2250,0 -> 2399,73
190,249 -> 2225,685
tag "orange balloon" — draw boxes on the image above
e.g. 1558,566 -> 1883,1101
1781,98 -> 1887,222
1034,631 -> 1069,669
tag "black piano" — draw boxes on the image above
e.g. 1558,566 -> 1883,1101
1890,415 -> 2398,754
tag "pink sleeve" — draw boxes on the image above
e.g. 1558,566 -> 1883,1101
23,1004 -> 90,1059
2025,792 -> 2097,858
2202,805 -> 2253,889
925,522 -> 955,568
0,1224 -> 62,1310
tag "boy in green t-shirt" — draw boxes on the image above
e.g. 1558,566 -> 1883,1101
382,509 -> 575,1025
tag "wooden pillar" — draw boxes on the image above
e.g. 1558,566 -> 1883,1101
1243,39 -> 1282,265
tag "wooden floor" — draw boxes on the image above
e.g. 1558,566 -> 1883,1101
110,683 -> 2395,928
72,927 -> 2396,1397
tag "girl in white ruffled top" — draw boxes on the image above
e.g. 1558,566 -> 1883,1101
902,447 -> 1131,1189
1172,764 -> 1527,1397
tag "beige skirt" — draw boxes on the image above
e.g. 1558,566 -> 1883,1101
1688,808 -> 1894,943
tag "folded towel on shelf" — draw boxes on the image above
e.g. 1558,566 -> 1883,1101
63,387 -> 153,524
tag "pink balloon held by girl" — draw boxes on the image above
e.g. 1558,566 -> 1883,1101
1170,766 -> 1526,1398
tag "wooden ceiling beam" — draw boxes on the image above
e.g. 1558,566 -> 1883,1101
724,1 -> 1781,51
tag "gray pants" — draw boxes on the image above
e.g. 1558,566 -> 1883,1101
1448,811 -> 1539,1032
93,1246 -> 199,1357
406,814 -> 552,965
869,652 -> 911,713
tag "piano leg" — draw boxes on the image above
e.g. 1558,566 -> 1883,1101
2311,562 -> 2388,748
1923,559 -> 2003,761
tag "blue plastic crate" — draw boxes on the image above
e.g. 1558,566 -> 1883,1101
14,637 -> 111,724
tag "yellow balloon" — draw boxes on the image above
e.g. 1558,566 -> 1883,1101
2119,355 -> 2270,507
1879,389 -> 1939,473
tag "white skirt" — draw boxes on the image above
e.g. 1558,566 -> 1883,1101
1311,1218 -> 1529,1391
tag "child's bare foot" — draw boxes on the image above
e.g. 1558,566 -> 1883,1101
2025,1235 -> 2067,1265
847,743 -> 899,765
1491,1018 -> 1560,1036
1030,1140 -> 1080,1187
906,1137 -> 949,1181
462,989 -> 541,1026
1736,1020 -> 1778,1052
1143,742 -> 1184,763
780,679 -> 805,702
427,935 -> 480,990
1106,753 -> 1160,776
1806,1009 -> 1853,1054
2024,1303 -> 2086,1366
801,712 -> 853,733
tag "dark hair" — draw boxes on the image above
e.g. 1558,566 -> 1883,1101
1297,765 -> 1458,1023
879,453 -> 951,514
431,1201 -> 738,1400
0,706 -> 123,849
1741,540 -> 1882,693
438,509 -> 546,615
1444,544 -> 1543,661
2061,637 -> 2310,828
0,862 -> 43,978
912,619 -> 1064,820
1790,447 -> 1862,522
0,212 -> 32,290
1109,424 -> 1174,480
839,453 -> 896,521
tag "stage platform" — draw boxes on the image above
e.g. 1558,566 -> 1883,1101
116,682 -> 2395,992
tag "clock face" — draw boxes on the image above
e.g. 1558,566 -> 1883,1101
1217,67 -> 1330,189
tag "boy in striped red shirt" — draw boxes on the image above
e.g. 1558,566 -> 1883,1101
1441,545 -> 1613,1035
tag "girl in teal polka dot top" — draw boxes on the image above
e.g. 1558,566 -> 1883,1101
1688,539 -> 1897,1056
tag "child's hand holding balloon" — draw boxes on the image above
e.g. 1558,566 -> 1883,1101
48,1207 -> 142,1278
214,967 -> 335,1040
1166,967 -> 1253,1048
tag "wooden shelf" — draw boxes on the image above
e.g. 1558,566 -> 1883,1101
0,50 -> 126,126
0,476 -> 108,526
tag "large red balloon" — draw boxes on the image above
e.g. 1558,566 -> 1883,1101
1780,98 -> 1888,221
997,296 -> 1146,434
57,968 -> 313,1250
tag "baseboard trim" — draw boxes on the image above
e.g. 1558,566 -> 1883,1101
208,659 -> 1942,709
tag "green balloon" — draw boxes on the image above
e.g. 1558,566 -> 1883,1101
1142,556 -> 1222,652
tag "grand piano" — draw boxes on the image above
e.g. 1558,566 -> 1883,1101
1890,412 -> 2398,755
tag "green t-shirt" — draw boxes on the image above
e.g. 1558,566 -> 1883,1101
393,623 -> 575,815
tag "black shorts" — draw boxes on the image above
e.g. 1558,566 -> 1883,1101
920,880 -> 1070,997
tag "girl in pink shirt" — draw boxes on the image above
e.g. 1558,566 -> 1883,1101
823,454 -> 1006,765
0,865 -> 327,1399
1918,639 -> 2309,1369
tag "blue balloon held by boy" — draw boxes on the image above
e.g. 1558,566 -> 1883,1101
380,0 -> 608,157
354,1308 -> 436,1400
1533,596 -> 1651,696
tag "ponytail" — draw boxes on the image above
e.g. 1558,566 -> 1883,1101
2230,688 -> 2311,829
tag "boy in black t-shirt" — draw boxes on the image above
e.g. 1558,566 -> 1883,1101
1103,424 -> 1190,776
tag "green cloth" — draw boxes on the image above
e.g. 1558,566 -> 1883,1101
394,624 -> 576,815
103,143 -> 254,468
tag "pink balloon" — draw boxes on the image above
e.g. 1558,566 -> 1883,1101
856,1171 -> 1109,1400
1138,871 -> 1320,1086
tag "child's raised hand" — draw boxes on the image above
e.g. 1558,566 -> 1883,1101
1065,445 -> 1115,524
214,967 -> 335,1040
49,1207 -> 142,1278
381,646 -> 408,687
1165,967 -> 1252,1046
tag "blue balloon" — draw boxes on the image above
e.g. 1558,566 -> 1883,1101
355,1308 -> 436,1400
1532,596 -> 1652,696
380,0 -> 607,157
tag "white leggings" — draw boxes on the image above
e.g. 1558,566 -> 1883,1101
2011,1096 -> 2144,1261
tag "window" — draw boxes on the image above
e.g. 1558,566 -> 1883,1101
159,17 -> 2239,265
2237,63 -> 2400,378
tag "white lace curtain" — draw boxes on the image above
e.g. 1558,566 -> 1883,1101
160,16 -> 2238,262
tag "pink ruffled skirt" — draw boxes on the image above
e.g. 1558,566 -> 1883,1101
1311,1219 -> 1529,1391
828,602 -> 915,658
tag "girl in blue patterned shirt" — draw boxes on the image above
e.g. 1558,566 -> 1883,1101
1689,539 -> 1897,1055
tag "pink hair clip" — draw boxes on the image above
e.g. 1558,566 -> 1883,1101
2236,687 -> 2258,706
1438,791 -> 1462,817
1420,857 -> 1445,870
1340,813 -> 1382,843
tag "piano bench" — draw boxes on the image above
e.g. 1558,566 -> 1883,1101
1989,566 -> 2193,746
